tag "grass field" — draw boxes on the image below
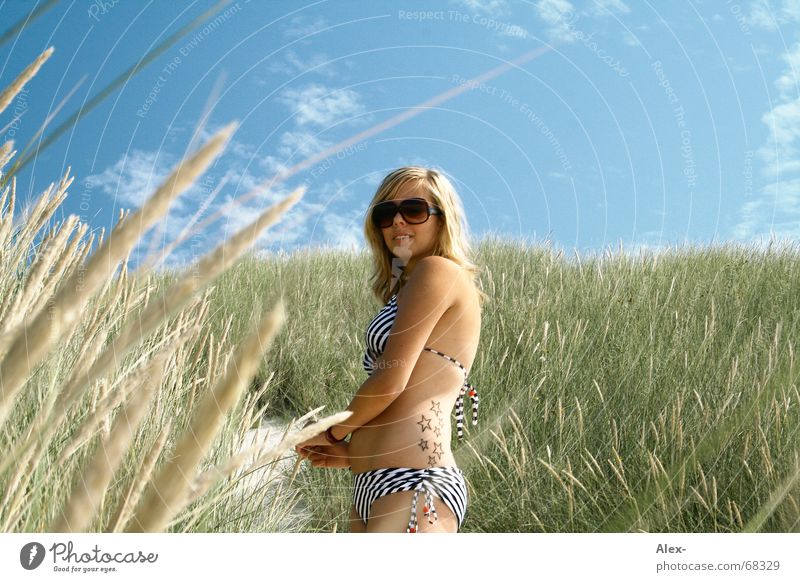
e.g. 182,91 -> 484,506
196,238 -> 800,532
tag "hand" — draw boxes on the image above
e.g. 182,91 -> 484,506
294,431 -> 332,456
299,442 -> 350,469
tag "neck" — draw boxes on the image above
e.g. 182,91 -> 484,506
404,258 -> 417,278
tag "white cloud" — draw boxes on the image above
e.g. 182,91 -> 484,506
621,30 -> 641,47
86,147 -> 226,270
747,0 -> 800,29
279,84 -> 366,128
758,97 -> 800,176
451,0 -> 510,14
259,130 -> 333,179
315,209 -> 365,252
534,0 -> 577,43
774,41 -> 800,99
220,191 -> 325,248
732,180 -> 800,240
780,0 -> 800,20
587,0 -> 631,17
282,15 -> 329,39
363,171 -> 384,188
86,149 -> 171,209
265,49 -> 337,78
748,1 -> 778,29
733,41 -> 800,243
276,130 -> 330,159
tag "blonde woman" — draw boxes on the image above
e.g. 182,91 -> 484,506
296,167 -> 487,533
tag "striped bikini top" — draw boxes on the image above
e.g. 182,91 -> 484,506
363,293 -> 479,440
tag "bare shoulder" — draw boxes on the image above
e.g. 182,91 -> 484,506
412,256 -> 476,307
414,255 -> 460,275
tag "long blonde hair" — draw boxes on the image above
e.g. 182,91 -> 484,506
363,166 -> 489,306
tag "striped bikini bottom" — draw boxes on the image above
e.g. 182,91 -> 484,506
351,466 -> 468,533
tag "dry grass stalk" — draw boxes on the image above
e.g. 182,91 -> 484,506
191,410 -> 351,504
0,124 -> 234,429
4,276 -> 192,512
54,326 -> 190,466
50,354 -> 165,532
0,177 -> 16,251
0,47 -> 54,116
0,141 -> 14,170
37,221 -> 86,292
106,418 -> 173,533
184,440 -> 273,507
44,185 -> 303,438
0,435 -> 38,527
126,299 -> 287,532
173,410 -> 350,531
6,171 -> 73,275
1,216 -> 79,334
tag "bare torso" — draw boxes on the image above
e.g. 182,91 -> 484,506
348,266 -> 481,473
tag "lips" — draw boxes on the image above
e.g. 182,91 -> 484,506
393,233 -> 413,240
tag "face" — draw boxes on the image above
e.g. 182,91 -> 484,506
378,181 -> 442,264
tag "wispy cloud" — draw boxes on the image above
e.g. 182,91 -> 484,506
282,15 -> 329,39
587,0 -> 631,17
774,41 -> 800,100
85,147 -> 219,268
733,180 -> 800,240
451,0 -> 511,15
733,41 -> 800,241
85,133 -> 332,270
746,0 -> 800,29
264,49 -> 337,78
278,83 -> 367,128
86,149 -> 172,209
534,0 -> 577,43
760,43 -> 800,176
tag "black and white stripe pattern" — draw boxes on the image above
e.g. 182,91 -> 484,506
362,295 -> 480,439
362,294 -> 399,375
351,466 -> 468,532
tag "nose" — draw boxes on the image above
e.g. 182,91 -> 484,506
392,210 -> 406,225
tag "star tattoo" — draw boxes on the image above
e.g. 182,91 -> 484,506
433,442 -> 443,458
428,455 -> 438,466
418,439 -> 429,451
429,400 -> 442,415
417,414 -> 432,432
433,425 -> 441,437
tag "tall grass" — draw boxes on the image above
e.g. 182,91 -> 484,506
201,239 -> 799,532
0,48 -> 349,533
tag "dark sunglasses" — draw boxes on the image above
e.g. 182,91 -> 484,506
370,197 -> 442,229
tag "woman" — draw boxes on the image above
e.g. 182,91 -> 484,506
295,166 -> 487,533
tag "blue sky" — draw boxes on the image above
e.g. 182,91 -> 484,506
1,0 -> 799,268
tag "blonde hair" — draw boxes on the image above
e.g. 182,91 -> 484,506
363,166 -> 489,306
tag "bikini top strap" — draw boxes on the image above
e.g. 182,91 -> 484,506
421,347 -> 469,377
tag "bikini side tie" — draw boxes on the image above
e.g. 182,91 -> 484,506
455,381 -> 479,440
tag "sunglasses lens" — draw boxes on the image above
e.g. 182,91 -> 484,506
372,203 -> 397,228
402,199 -> 429,223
